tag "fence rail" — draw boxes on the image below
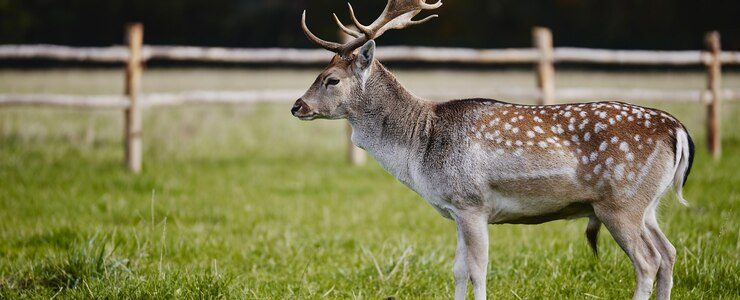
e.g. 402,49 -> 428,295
2,44 -> 740,65
0,24 -> 736,171
2,88 -> 737,109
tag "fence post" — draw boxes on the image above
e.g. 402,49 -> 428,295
533,27 -> 555,105
705,31 -> 721,160
338,27 -> 367,166
124,23 -> 144,173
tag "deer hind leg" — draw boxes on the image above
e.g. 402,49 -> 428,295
594,204 -> 661,300
586,215 -> 602,256
644,204 -> 676,300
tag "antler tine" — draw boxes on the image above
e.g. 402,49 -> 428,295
333,13 -> 362,38
363,0 -> 443,38
403,14 -> 438,26
300,1 -> 442,57
420,0 -> 443,10
346,3 -> 374,37
301,10 -> 344,52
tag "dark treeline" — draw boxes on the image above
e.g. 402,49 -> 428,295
0,0 -> 737,50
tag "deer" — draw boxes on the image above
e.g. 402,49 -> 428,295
291,1 -> 694,299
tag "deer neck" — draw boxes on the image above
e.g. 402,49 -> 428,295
347,62 -> 433,183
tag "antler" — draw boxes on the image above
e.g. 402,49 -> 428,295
302,0 -> 442,57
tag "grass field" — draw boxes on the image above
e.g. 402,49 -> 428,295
1,68 -> 739,299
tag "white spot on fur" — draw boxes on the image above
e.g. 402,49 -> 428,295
584,132 -> 591,141
550,125 -> 564,134
534,126 -> 545,134
619,141 -> 629,152
590,152 -> 598,161
594,164 -> 602,174
599,141 -> 608,151
538,141 -> 549,148
594,122 -> 607,133
626,152 -> 634,161
614,163 -> 625,179
605,157 -> 614,166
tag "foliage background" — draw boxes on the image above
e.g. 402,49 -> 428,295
0,0 -> 738,49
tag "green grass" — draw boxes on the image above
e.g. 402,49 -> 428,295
0,69 -> 739,299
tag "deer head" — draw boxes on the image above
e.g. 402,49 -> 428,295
291,0 -> 442,120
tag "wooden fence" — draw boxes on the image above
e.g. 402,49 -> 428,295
1,24 -> 738,171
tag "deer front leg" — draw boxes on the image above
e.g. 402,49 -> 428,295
454,211 -> 489,300
454,223 -> 470,300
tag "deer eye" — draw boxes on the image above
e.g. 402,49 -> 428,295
325,78 -> 340,87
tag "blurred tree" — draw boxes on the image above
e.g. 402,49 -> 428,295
0,0 -> 737,49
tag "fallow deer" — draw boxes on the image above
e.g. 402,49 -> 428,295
291,1 -> 694,299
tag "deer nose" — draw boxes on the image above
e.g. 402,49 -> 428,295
291,99 -> 305,116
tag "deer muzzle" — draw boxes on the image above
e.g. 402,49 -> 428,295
291,98 -> 316,120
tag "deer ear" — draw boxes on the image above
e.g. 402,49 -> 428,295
354,40 -> 375,73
